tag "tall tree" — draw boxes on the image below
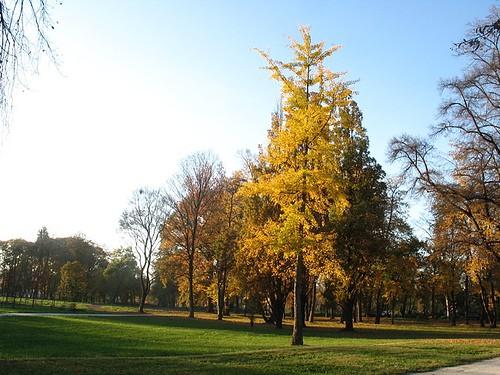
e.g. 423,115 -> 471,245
246,27 -> 351,344
31,227 -> 50,305
202,173 -> 243,320
162,152 -> 223,318
120,188 -> 168,313
389,8 -> 499,327
389,8 -> 499,263
371,179 -> 409,324
325,102 -> 387,330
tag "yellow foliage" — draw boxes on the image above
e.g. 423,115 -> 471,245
242,27 -> 352,269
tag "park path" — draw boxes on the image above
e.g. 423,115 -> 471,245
0,312 -> 150,317
412,357 -> 500,374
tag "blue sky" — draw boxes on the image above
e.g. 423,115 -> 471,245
0,1 -> 494,248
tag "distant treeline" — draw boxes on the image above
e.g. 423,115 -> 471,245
0,227 -> 175,306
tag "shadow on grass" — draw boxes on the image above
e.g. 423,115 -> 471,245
3,313 -> 499,340
88,314 -> 499,341
0,313 -> 498,363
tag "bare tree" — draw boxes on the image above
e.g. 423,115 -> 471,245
436,6 -> 499,158
389,8 -> 500,329
389,8 -> 500,262
389,135 -> 499,262
0,0 -> 57,125
162,152 -> 223,318
120,188 -> 168,313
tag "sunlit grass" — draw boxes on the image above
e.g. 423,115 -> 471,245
0,297 -> 138,314
0,309 -> 498,374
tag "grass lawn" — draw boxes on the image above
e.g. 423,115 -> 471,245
0,297 -> 140,314
0,300 -> 85,314
0,310 -> 499,375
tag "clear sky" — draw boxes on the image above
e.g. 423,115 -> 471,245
0,0 -> 494,249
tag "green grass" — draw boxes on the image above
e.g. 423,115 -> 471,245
0,312 -> 499,374
0,297 -> 138,314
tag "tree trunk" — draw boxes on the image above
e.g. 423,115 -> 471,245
308,280 -> 316,323
301,279 -> 307,328
431,285 -> 436,319
217,268 -> 227,320
357,296 -> 363,323
375,284 -> 382,324
291,252 -> 305,345
217,289 -> 224,320
479,303 -> 485,328
188,255 -> 195,318
401,294 -> 407,318
207,296 -> 215,313
138,271 -> 149,314
139,291 -> 147,313
31,284 -> 37,307
343,298 -> 354,331
272,296 -> 285,329
464,274 -> 470,325
445,293 -> 450,320
478,275 -> 493,327
488,274 -> 497,328
391,296 -> 395,325
366,291 -> 372,318
450,290 -> 457,326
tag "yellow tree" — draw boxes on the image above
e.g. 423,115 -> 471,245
245,27 -> 351,345
431,199 -> 468,326
237,151 -> 295,329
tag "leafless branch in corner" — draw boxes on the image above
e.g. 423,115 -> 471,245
0,0 -> 58,127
